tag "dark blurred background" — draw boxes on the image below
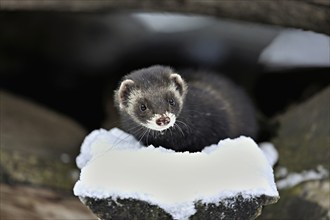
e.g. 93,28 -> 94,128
0,11 -> 329,138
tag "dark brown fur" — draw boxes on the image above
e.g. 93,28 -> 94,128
114,65 -> 258,152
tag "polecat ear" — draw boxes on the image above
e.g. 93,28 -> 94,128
170,73 -> 187,96
117,79 -> 134,109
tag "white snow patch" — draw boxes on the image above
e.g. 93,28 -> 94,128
76,128 -> 143,169
259,142 -> 279,167
259,29 -> 330,68
132,13 -> 214,33
74,128 -> 279,220
276,165 -> 329,190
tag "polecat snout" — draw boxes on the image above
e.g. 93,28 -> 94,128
114,65 -> 258,152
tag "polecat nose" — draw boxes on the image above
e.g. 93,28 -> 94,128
156,116 -> 170,126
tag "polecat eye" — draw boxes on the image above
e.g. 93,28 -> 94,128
140,104 -> 147,111
168,98 -> 175,106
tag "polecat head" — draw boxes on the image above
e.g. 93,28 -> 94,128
114,65 -> 188,131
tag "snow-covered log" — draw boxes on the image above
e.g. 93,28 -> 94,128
74,128 -> 279,220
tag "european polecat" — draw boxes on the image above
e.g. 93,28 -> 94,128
114,65 -> 258,152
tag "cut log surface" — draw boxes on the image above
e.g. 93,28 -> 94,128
1,0 -> 329,35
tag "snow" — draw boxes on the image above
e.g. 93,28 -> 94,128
259,29 -> 330,68
259,142 -> 279,167
132,13 -> 214,33
276,165 -> 329,190
76,128 -> 143,169
74,128 -> 279,220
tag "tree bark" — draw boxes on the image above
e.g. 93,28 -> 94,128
1,0 -> 329,34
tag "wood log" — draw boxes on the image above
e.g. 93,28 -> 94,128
1,0 -> 329,35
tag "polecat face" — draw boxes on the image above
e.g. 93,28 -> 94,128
115,66 -> 187,132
